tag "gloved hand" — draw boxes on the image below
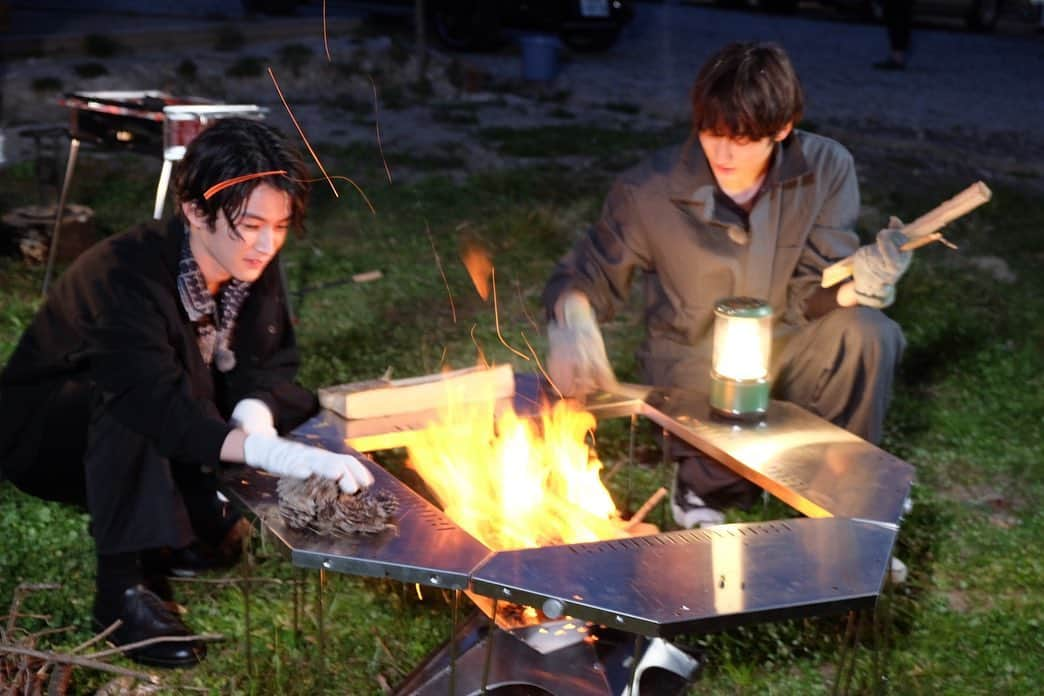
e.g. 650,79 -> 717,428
547,292 -> 618,397
230,398 -> 277,437
243,434 -> 375,494
851,218 -> 912,308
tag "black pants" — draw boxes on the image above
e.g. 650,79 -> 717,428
4,380 -> 231,555
670,307 -> 906,510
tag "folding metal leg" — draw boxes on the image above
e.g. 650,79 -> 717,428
153,157 -> 174,220
42,137 -> 80,296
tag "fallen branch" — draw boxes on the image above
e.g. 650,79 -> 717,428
86,632 -> 225,660
0,645 -> 159,684
69,621 -> 122,654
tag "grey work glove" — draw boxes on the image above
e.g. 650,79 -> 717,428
230,398 -> 277,437
851,219 -> 912,308
547,292 -> 618,397
243,434 -> 375,494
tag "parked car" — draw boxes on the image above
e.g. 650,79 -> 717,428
348,0 -> 635,51
824,0 -> 1007,31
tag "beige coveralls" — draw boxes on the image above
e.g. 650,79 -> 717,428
543,130 -> 905,508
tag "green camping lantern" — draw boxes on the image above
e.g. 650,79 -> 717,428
709,297 -> 773,421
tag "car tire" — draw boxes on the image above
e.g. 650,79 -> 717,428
758,0 -> 799,13
429,0 -> 503,52
965,0 -> 1003,31
560,28 -> 621,52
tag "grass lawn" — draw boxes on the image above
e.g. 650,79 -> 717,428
0,126 -> 1041,694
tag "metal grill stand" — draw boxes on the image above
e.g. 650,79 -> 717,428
42,92 -> 265,294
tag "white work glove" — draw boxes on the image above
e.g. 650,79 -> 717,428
851,218 -> 912,308
547,292 -> 618,397
230,398 -> 277,437
243,434 -> 375,494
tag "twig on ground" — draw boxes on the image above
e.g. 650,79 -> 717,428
69,621 -> 122,654
0,645 -> 159,684
85,633 -> 224,660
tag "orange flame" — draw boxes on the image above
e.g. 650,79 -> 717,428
407,398 -> 623,551
461,242 -> 493,302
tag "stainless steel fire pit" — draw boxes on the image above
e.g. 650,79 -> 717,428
219,373 -> 914,695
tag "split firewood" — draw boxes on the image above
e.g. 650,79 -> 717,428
821,181 -> 992,288
319,364 -> 515,420
278,475 -> 399,536
624,487 -> 668,532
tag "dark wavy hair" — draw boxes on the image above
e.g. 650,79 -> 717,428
691,42 -> 804,141
173,118 -> 310,236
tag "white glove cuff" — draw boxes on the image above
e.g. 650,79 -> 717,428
231,398 -> 276,436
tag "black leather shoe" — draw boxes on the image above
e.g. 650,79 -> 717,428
168,517 -> 252,577
93,585 -> 206,668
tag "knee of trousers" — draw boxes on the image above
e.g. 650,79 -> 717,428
830,306 -> 906,368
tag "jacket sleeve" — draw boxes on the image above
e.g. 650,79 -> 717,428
785,146 -> 861,325
543,177 -> 653,323
82,271 -> 232,467
219,262 -> 319,434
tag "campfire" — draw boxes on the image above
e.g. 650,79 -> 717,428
406,395 -> 628,551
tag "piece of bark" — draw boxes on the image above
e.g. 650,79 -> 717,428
277,476 -> 398,536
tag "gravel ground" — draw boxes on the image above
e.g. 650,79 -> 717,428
2,2 -> 1042,189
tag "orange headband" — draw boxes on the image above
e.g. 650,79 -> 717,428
202,170 -> 288,200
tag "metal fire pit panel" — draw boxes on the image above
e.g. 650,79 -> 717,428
327,375 -> 912,525
635,388 -> 914,524
219,415 -> 491,589
470,517 -> 895,638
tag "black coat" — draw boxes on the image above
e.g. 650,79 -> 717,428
0,219 -> 317,477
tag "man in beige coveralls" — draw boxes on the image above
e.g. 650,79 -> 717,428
543,43 -> 911,541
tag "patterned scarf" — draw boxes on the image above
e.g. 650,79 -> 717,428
176,232 -> 252,372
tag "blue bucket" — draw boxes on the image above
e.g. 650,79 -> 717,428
520,34 -> 559,82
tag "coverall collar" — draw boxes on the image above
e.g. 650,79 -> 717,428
670,130 -> 812,227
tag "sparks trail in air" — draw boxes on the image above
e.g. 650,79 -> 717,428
318,4 -> 392,184
204,170 -> 287,200
425,221 -> 456,323
322,0 -> 331,62
470,324 -> 489,368
513,274 -> 541,333
204,170 -> 377,217
370,75 -> 393,184
268,67 -> 377,215
520,330 -> 563,402
491,267 -> 529,362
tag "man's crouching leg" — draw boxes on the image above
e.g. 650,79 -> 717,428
86,410 -> 207,668
773,306 -> 905,445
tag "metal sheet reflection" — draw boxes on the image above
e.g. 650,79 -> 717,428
219,421 -> 491,589
470,517 -> 895,638
636,388 -> 914,524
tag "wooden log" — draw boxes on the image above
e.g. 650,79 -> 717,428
821,181 -> 991,288
624,487 -> 668,531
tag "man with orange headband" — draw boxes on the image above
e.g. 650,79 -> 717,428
544,43 -> 910,540
0,118 -> 373,667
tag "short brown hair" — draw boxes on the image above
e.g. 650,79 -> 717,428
173,118 -> 310,237
691,42 -> 804,140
